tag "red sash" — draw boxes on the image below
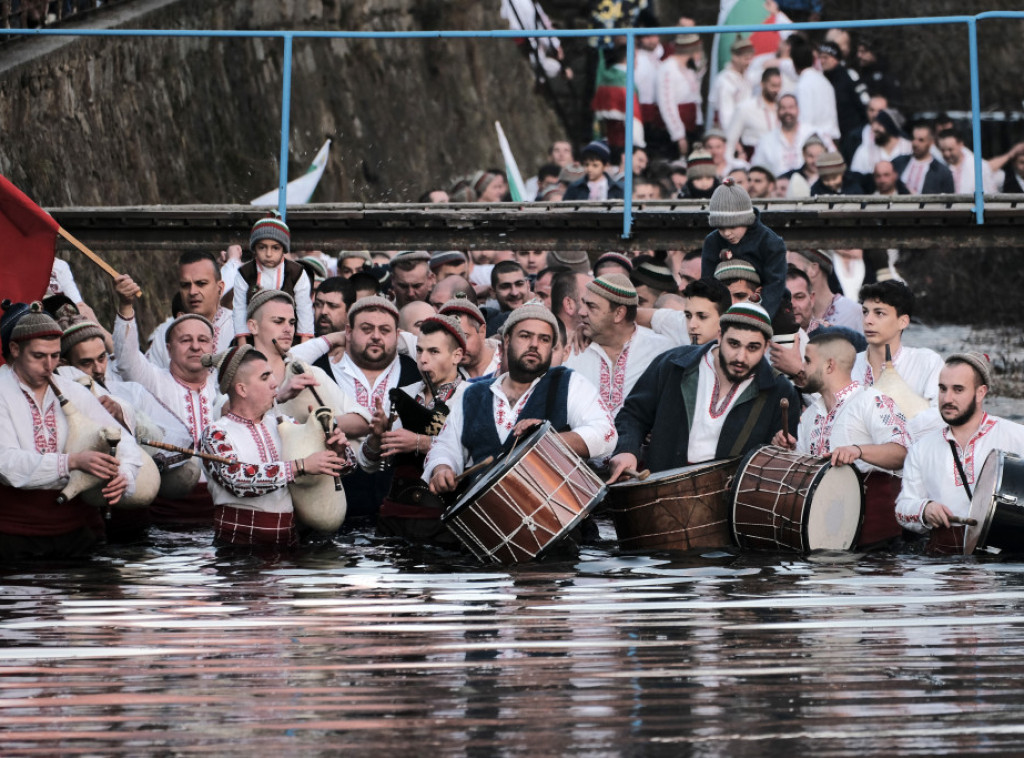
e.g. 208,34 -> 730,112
677,103 -> 698,134
857,472 -> 903,548
640,103 -> 664,128
0,485 -> 102,538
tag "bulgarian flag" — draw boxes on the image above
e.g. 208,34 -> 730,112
495,121 -> 526,202
590,54 -> 644,149
251,139 -> 332,206
0,175 -> 58,305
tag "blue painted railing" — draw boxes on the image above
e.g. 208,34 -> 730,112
4,11 -> 1023,238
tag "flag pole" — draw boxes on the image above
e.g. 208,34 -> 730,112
57,226 -> 143,297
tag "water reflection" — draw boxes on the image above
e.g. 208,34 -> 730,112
2,521 -> 1024,754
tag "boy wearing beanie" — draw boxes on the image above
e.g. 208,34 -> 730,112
563,141 -> 625,201
232,214 -> 315,343
700,178 -> 787,317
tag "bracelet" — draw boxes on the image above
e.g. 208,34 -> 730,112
297,458 -> 305,476
853,444 -> 863,459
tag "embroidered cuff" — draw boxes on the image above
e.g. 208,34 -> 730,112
57,453 -> 69,480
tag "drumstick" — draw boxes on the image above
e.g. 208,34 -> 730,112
455,456 -> 495,484
948,516 -> 978,526
780,398 -> 790,434
623,468 -> 651,481
140,439 -> 235,466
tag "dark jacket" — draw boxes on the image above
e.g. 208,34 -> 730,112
614,341 -> 799,474
823,65 -> 868,140
891,155 -> 955,194
563,172 -> 625,201
810,175 -> 866,196
700,208 -> 787,317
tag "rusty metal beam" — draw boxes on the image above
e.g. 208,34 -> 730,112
48,196 -> 1024,253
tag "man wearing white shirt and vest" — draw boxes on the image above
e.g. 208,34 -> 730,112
147,251 -> 234,368
897,353 -> 1024,535
608,302 -> 799,482
425,303 -> 616,494
564,274 -> 672,418
0,302 -> 143,559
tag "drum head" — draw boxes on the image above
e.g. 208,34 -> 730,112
966,449 -> 1004,554
610,458 -> 738,490
806,464 -> 863,551
442,421 -> 552,524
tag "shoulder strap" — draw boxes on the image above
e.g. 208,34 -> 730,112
728,390 -> 768,459
948,439 -> 974,501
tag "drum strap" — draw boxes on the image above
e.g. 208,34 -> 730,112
727,391 -> 767,459
948,440 -> 974,500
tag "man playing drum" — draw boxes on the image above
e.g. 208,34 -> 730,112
200,346 -> 350,549
564,275 -> 672,418
897,353 -> 1024,533
772,329 -> 911,545
0,302 -> 144,560
608,302 -> 799,482
425,302 -> 617,494
359,315 -> 468,545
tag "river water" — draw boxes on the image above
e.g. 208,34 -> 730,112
3,323 -> 1024,755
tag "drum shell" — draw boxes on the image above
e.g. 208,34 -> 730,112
732,445 -> 864,553
966,450 -> 1024,555
607,459 -> 739,552
442,423 -> 605,564
927,525 -> 968,556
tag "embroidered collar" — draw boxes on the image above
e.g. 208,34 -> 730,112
942,413 -> 996,452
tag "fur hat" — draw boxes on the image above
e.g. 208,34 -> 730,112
246,288 -> 295,322
719,302 -> 774,339
708,178 -> 756,227
250,214 -> 290,253
587,274 -> 639,307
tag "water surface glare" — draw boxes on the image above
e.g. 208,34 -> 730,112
2,524 -> 1024,755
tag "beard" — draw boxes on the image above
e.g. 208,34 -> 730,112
874,131 -> 890,147
718,345 -> 756,383
942,396 -> 977,428
507,345 -> 551,384
353,341 -> 395,371
800,368 -> 824,394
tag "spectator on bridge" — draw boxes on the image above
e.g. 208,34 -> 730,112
524,140 -> 574,200
937,130 -> 1024,195
854,36 -> 901,104
702,128 -> 739,180
785,134 -> 827,198
679,149 -> 719,200
750,94 -> 830,178
728,167 -> 751,192
810,152 -> 865,195
748,166 -> 776,199
999,146 -> 1024,193
657,33 -> 706,159
563,141 -> 624,201
725,67 -> 782,164
471,170 -> 509,203
850,108 -> 912,177
845,95 -> 888,166
818,41 -> 867,146
709,36 -> 756,133
791,36 -> 839,142
872,160 -> 909,196
892,124 -> 954,195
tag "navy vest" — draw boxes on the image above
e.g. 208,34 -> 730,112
460,366 -> 572,464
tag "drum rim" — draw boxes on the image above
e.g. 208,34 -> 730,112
441,421 -> 554,524
966,449 -> 1007,554
608,457 -> 740,491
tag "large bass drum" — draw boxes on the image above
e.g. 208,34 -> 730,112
441,422 -> 606,564
606,459 -> 739,552
962,449 -> 1024,555
732,445 -> 864,552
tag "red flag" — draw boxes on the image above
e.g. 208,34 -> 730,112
0,175 -> 58,304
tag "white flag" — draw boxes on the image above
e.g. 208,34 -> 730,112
250,139 -> 331,206
495,121 -> 526,202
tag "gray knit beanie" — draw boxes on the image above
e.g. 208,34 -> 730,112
250,215 -> 291,253
708,178 -> 756,228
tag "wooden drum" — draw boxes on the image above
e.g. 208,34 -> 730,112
732,445 -> 864,553
441,422 -> 607,564
962,449 -> 1024,555
606,459 -> 739,552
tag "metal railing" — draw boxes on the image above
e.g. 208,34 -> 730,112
2,11 -> 1023,238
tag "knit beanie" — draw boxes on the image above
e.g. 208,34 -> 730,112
686,149 -> 717,180
340,250 -> 372,263
348,295 -> 400,325
471,170 -> 503,198
581,140 -> 612,165
816,152 -> 847,178
549,249 -> 591,274
587,274 -> 639,307
719,302 -> 774,340
390,250 -> 432,269
61,317 -> 107,357
246,288 -> 295,321
948,351 -> 993,387
630,259 -> 677,293
703,127 -> 728,144
164,313 -> 214,344
449,178 -> 478,203
593,251 -> 634,275
439,292 -> 486,326
429,250 -> 467,271
419,314 -> 468,352
250,214 -> 291,253
202,344 -> 258,395
708,178 -> 756,227
501,301 -> 561,341
299,256 -> 328,282
793,249 -> 834,276
802,134 -> 826,152
714,259 -> 761,285
2,301 -> 62,354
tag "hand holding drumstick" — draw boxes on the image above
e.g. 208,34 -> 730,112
772,398 -> 797,450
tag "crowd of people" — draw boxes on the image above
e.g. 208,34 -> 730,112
2,165 -> 1020,560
